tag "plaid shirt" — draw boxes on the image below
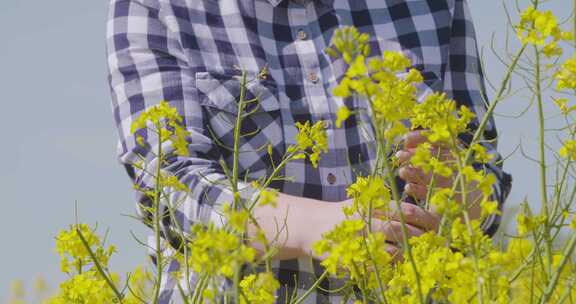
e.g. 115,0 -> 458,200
106,0 -> 512,302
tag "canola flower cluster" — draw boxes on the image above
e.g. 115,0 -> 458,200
557,54 -> 576,160
314,4 -> 576,301
515,6 -> 572,57
46,224 -> 149,304
12,3 -> 576,304
123,74 -> 327,303
312,25 -> 509,303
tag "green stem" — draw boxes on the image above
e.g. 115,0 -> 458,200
361,235 -> 387,304
290,270 -> 329,304
230,71 -> 249,304
176,281 -> 192,304
380,139 -> 425,304
460,45 -> 526,167
245,150 -> 299,273
231,71 -> 248,209
539,232 -> 576,303
160,189 -> 193,296
441,47 -> 527,242
451,137 -> 484,304
351,262 -> 369,304
556,281 -> 575,304
191,275 -> 209,304
534,46 -> 554,278
152,127 -> 164,304
76,228 -> 124,303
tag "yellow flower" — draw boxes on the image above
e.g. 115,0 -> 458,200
9,280 -> 25,302
124,266 -> 151,304
47,271 -> 120,304
405,68 -> 424,83
516,7 -> 568,47
33,276 -> 48,295
477,173 -> 496,197
553,98 -> 576,115
555,55 -> 576,91
187,223 -> 256,279
481,199 -> 500,218
412,93 -> 474,145
430,188 -> 459,217
384,121 -> 409,143
160,173 -> 189,193
259,188 -> 279,208
130,100 -> 190,157
543,41 -> 563,57
312,219 -> 368,278
346,176 -> 391,217
559,140 -> 576,160
291,121 -> 328,168
382,51 -> 412,71
505,238 -> 533,266
410,142 -> 453,178
347,55 -> 368,78
55,224 -> 115,275
450,218 -> 492,253
239,272 -> 280,304
326,26 -> 370,64
471,143 -> 494,164
223,205 -> 249,233
516,206 -> 545,237
335,106 -> 351,128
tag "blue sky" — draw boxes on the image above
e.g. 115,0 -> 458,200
0,0 -> 570,300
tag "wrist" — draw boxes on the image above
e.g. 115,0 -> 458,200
297,200 -> 350,257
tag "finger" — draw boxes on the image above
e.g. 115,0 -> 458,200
403,130 -> 456,154
398,166 -> 431,185
399,164 -> 455,191
377,202 -> 441,232
403,130 -> 428,149
384,244 -> 402,263
365,245 -> 403,271
404,183 -> 428,201
395,149 -> 414,165
372,243 -> 402,261
372,219 -> 425,244
396,147 -> 441,162
396,146 -> 453,167
430,146 -> 454,162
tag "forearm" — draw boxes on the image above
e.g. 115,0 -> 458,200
247,193 -> 346,261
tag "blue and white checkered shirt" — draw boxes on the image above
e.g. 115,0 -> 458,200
106,0 -> 512,302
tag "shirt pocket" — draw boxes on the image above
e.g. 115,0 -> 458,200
195,71 -> 285,178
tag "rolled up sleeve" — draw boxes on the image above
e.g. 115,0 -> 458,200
106,0 -> 258,248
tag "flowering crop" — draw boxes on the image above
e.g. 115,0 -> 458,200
9,1 -> 576,303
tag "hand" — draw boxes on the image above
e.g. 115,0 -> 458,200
395,130 -> 483,219
370,201 -> 442,261
305,199 -> 440,263
396,130 -> 454,199
250,192 -> 441,262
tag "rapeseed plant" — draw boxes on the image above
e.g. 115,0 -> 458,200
21,1 -> 576,303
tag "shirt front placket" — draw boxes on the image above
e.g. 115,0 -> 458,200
287,0 -> 345,201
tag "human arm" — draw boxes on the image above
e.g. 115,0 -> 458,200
106,0 -> 268,250
247,192 -> 439,262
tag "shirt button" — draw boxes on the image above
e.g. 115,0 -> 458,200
296,29 -> 308,40
327,173 -> 337,185
308,72 -> 319,83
